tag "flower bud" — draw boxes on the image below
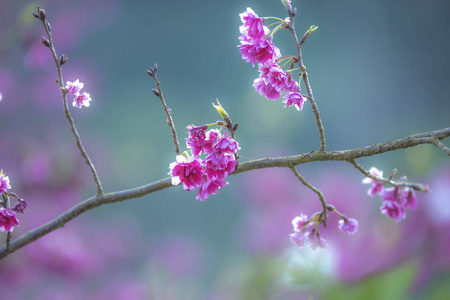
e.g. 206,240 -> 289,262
60,54 -> 68,65
38,8 -> 46,20
146,69 -> 154,77
41,36 -> 50,48
152,88 -> 160,97
212,100 -> 229,121
32,12 -> 39,19
233,122 -> 239,132
153,63 -> 158,73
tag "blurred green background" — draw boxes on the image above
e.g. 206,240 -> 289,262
0,0 -> 449,299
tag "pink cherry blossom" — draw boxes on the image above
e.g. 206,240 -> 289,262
284,78 -> 299,93
0,173 -> 11,194
292,214 -> 308,231
253,77 -> 282,100
262,64 -> 288,91
168,155 -> 204,191
289,231 -> 306,248
0,208 -> 20,232
338,218 -> 359,235
307,232 -> 327,250
12,199 -> 28,214
239,8 -> 268,42
204,154 -> 237,179
65,79 -> 84,95
196,177 -> 228,201
212,131 -> 240,154
186,125 -> 208,156
380,200 -> 406,222
362,167 -> 385,196
403,187 -> 418,210
72,92 -> 91,108
239,38 -> 281,67
202,129 -> 220,154
283,92 -> 306,111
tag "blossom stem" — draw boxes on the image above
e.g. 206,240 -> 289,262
39,13 -> 103,196
286,9 -> 326,152
289,166 -> 328,226
150,72 -> 181,156
349,159 -> 428,191
5,232 -> 11,252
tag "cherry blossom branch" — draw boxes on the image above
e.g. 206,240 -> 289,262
1,127 -> 447,259
147,65 -> 181,156
289,166 -> 328,226
285,9 -> 326,152
430,138 -> 450,155
36,8 -> 103,196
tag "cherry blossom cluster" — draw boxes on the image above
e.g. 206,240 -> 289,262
65,79 -> 92,109
238,7 -> 306,111
0,171 -> 27,233
289,208 -> 358,250
363,167 -> 428,222
169,124 -> 240,201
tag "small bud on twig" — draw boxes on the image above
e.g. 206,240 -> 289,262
41,36 -> 50,48
32,12 -> 39,19
146,69 -> 154,77
152,88 -> 160,97
38,8 -> 46,20
292,7 -> 297,17
153,63 -> 158,73
45,21 -> 51,32
233,122 -> 239,132
389,169 -> 397,180
59,54 -> 68,65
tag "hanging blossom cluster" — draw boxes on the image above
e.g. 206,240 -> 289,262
289,207 -> 358,250
168,103 -> 240,201
0,171 -> 27,233
363,167 -> 429,222
238,7 -> 306,111
65,79 -> 92,109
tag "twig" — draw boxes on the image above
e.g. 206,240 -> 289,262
286,10 -> 326,152
39,10 -> 103,196
148,66 -> 181,156
5,233 -> 11,253
430,138 -> 450,156
289,166 -> 328,226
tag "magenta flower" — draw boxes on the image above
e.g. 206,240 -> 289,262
204,154 -> 237,179
403,187 -> 418,210
362,167 -> 384,196
284,78 -> 299,93
196,177 -> 228,201
202,129 -> 220,154
307,232 -> 327,250
290,231 -> 306,248
263,64 -> 288,91
212,131 -> 240,154
239,8 -> 268,42
239,38 -> 281,67
0,208 -> 20,233
253,78 -> 282,100
380,200 -> 406,222
292,214 -> 308,231
338,218 -> 359,235
283,92 -> 306,111
0,173 -> 11,194
186,125 -> 208,156
12,199 -> 28,214
65,79 -> 84,95
72,92 -> 92,108
169,155 -> 204,191
381,186 -> 403,202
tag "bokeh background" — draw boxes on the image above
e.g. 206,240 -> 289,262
0,0 -> 449,299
